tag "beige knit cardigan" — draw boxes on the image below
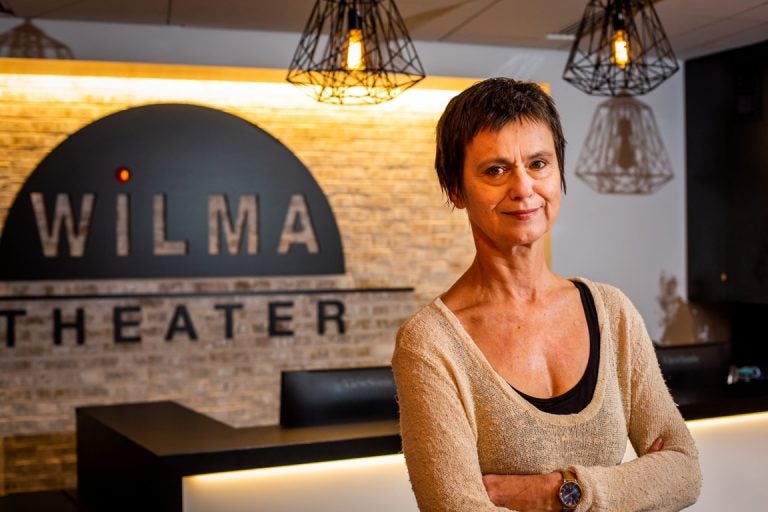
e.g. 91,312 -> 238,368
392,278 -> 701,511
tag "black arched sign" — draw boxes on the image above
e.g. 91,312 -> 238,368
0,104 -> 344,279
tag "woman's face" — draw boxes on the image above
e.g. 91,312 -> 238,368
452,119 -> 561,252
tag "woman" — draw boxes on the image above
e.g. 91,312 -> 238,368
392,78 -> 701,511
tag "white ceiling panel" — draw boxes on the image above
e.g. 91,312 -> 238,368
0,0 -> 766,60
172,0 -> 317,32
655,0 -> 762,19
400,0 -> 500,41
438,0 -> 586,47
6,0 -> 169,24
681,21 -> 768,59
729,2 -> 768,22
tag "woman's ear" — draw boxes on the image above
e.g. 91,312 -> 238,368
449,187 -> 465,209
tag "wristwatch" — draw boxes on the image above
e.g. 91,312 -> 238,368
557,469 -> 582,510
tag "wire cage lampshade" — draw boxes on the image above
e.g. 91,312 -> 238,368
574,96 -> 673,194
562,0 -> 678,96
287,0 -> 426,105
0,20 -> 74,59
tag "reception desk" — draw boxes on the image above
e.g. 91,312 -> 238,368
76,386 -> 768,512
76,402 -> 403,512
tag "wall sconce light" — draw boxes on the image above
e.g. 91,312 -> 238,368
0,19 -> 74,59
287,0 -> 426,105
562,0 -> 678,96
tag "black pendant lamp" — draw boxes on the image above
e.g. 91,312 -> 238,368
287,0 -> 426,105
574,96 -> 673,194
0,19 -> 74,59
563,0 -> 678,96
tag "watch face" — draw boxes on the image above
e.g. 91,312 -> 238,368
559,481 -> 582,507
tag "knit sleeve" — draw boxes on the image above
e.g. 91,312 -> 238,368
392,318 -> 512,512
571,288 -> 702,511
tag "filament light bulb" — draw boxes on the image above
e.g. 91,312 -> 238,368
612,29 -> 630,69
344,27 -> 365,71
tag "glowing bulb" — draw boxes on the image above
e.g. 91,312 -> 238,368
612,29 -> 630,69
116,166 -> 132,183
344,28 -> 365,71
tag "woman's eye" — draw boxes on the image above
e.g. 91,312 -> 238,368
530,160 -> 547,170
486,166 -> 505,176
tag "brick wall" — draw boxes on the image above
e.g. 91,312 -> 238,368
0,61 -> 477,494
2,433 -> 76,494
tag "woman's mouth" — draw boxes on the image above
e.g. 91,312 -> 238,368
505,207 -> 539,220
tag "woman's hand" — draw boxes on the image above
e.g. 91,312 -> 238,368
482,471 -> 562,511
483,437 -> 665,510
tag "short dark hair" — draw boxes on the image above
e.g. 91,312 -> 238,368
435,77 -> 566,202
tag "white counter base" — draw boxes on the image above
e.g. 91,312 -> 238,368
183,412 -> 768,511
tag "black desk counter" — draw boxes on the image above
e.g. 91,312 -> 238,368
676,381 -> 768,421
76,402 -> 401,512
75,384 -> 768,512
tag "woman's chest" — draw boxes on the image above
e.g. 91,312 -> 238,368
459,301 -> 590,398
472,382 -> 628,475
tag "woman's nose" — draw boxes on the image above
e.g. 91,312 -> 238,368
507,167 -> 534,199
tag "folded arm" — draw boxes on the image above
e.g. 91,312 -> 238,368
568,291 -> 701,511
392,342 -> 511,511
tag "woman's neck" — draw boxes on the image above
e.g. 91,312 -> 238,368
445,240 -> 561,308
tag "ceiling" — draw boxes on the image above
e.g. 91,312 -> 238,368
1,0 -> 767,60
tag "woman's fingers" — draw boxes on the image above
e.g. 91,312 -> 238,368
650,436 -> 664,452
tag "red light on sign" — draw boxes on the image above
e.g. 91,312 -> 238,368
116,167 -> 132,183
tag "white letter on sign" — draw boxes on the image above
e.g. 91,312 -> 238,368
277,194 -> 319,254
30,192 -> 94,257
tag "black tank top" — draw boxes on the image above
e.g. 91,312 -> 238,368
513,280 -> 600,414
